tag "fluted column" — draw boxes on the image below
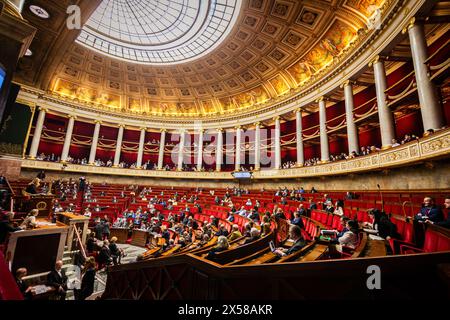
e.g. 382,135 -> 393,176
254,122 -> 261,170
235,126 -> 242,171
318,97 -> 330,162
113,124 -> 125,167
215,128 -> 223,172
342,80 -> 359,153
295,108 -> 304,166
157,129 -> 166,170
405,19 -> 444,131
370,56 -> 395,148
29,107 -> 47,159
61,115 -> 76,162
177,129 -> 185,171
197,129 -> 204,171
274,116 -> 281,169
88,120 -> 101,164
136,127 -> 146,169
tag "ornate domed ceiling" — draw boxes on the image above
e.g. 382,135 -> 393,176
77,0 -> 242,64
46,0 -> 387,119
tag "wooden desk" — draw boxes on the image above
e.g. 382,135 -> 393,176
5,219 -> 68,276
131,229 -> 148,247
57,212 -> 90,252
14,194 -> 55,218
363,239 -> 388,257
110,228 -> 129,244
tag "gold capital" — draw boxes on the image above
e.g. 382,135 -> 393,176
38,106 -> 48,112
94,120 -> 102,125
402,17 -> 416,34
340,80 -> 353,88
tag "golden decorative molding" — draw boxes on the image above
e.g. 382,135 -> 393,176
94,120 -> 102,125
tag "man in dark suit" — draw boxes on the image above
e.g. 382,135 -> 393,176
273,225 -> 306,257
0,212 -> 21,244
415,197 -> 443,223
16,268 -> 32,300
46,260 -> 68,300
426,197 -> 450,229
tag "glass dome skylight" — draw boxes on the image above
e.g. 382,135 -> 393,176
76,0 -> 242,65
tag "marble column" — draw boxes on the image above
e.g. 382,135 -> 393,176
235,126 -> 241,171
370,55 -> 395,148
136,127 -> 146,169
60,115 -> 76,162
215,128 -> 223,172
88,120 -> 101,165
254,122 -> 261,170
157,129 -> 166,170
342,80 -> 360,154
197,129 -> 204,171
406,19 -> 444,131
113,124 -> 125,167
177,129 -> 185,171
274,116 -> 281,169
318,97 -> 330,162
28,107 -> 47,159
295,108 -> 304,166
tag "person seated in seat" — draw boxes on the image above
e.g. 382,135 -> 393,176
273,208 -> 286,220
426,196 -> 450,229
247,209 -> 260,222
206,235 -> 229,259
215,224 -> 229,237
364,209 -> 399,240
228,224 -> 242,241
290,212 -> 304,229
66,203 -> 76,213
20,209 -> 39,230
414,197 -> 443,223
338,220 -> 360,249
333,200 -> 344,216
273,225 -> 306,257
261,215 -> 272,236
243,227 -> 260,245
245,199 -> 252,206
15,268 -> 33,300
0,211 -> 22,243
309,198 -> 317,210
324,201 -> 335,214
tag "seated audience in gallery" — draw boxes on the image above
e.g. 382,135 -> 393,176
425,197 -> 450,229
